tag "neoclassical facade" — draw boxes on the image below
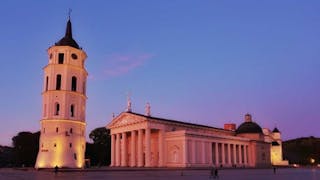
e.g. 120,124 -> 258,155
107,110 -> 287,168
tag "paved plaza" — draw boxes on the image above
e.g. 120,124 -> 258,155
1,168 -> 320,180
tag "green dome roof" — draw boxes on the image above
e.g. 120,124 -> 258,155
236,122 -> 263,134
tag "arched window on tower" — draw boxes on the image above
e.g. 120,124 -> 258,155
45,76 -> 49,91
71,76 -> 77,91
56,74 -> 61,90
58,53 -> 64,64
70,104 -> 75,117
55,103 -> 60,115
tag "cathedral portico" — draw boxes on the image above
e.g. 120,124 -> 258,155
110,124 -> 166,167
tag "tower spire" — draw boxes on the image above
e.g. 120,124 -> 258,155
65,9 -> 72,38
65,19 -> 73,38
55,11 -> 80,49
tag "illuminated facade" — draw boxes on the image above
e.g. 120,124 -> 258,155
35,18 -> 87,168
107,108 -> 287,168
263,128 -> 289,166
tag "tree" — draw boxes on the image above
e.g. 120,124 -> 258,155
283,137 -> 320,165
89,127 -> 110,145
0,146 -> 14,167
12,131 -> 40,167
87,127 -> 111,166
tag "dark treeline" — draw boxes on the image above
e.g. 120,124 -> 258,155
283,136 -> 320,165
0,127 -> 111,168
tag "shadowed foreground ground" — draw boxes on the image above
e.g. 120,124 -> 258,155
0,167 -> 320,180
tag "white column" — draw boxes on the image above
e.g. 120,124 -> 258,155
233,144 -> 237,165
228,144 -> 231,165
222,143 -> 225,165
116,133 -> 121,166
121,132 -> 127,166
215,142 -> 219,165
158,129 -> 164,167
247,145 -> 252,166
244,145 -> 247,165
137,129 -> 143,167
145,128 -> 151,167
111,134 -> 115,166
183,139 -> 188,166
192,140 -> 196,164
208,142 -> 212,165
238,145 -> 242,165
201,141 -> 206,164
130,130 -> 136,167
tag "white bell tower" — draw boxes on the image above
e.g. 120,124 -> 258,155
35,17 -> 87,168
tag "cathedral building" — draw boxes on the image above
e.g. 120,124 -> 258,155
107,105 -> 288,168
35,18 -> 88,168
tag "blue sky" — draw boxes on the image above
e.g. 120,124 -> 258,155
0,1 -> 319,146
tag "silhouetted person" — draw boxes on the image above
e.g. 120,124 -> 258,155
214,168 -> 219,178
54,165 -> 59,174
273,167 -> 276,174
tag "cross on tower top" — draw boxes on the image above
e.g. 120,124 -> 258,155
68,8 -> 72,20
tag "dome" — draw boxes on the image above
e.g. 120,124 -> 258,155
236,122 -> 263,134
272,127 -> 280,133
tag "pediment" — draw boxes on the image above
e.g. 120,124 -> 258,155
107,112 -> 146,128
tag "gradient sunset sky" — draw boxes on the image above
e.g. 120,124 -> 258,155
0,1 -> 319,146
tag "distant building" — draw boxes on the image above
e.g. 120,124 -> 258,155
35,18 -> 88,168
263,128 -> 289,166
107,106 -> 288,168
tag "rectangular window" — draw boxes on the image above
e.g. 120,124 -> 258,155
45,76 -> 49,91
69,143 -> 72,148
70,105 -> 74,117
56,127 -> 59,133
74,153 -> 77,160
58,53 -> 64,64
71,77 -> 77,92
56,75 -> 61,90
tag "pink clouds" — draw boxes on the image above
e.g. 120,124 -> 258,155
103,53 -> 154,77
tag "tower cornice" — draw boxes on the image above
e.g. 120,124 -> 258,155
40,119 -> 86,125
43,64 -> 88,76
41,90 -> 88,99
